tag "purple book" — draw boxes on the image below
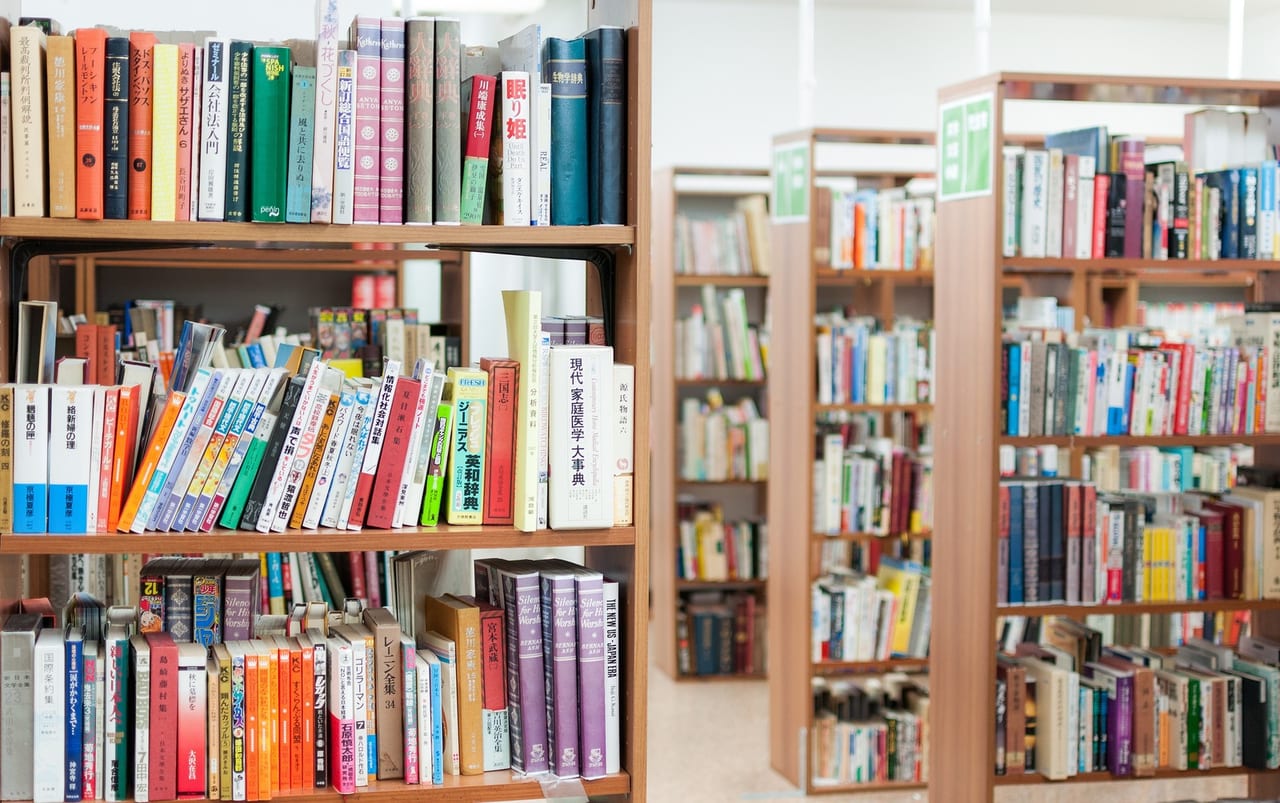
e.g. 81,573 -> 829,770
378,18 -> 405,224
571,567 -> 607,779
1117,137 -> 1145,258
1087,663 -> 1134,776
540,566 -> 579,779
500,563 -> 547,775
350,16 -> 381,224
149,371 -> 226,530
221,559 -> 259,641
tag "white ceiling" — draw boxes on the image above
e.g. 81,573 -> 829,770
760,0 -> 1280,20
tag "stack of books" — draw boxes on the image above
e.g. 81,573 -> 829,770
675,498 -> 767,581
673,195 -> 771,276
674,285 -> 767,381
815,314 -> 934,406
678,394 -> 767,482
816,185 -> 936,271
676,590 -> 765,677
4,14 -> 627,226
812,558 -> 931,664
811,674 -> 929,785
813,431 -> 932,537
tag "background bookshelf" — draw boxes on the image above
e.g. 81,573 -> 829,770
933,72 -> 1280,802
650,165 -> 773,682
767,128 -> 936,793
0,0 -> 653,800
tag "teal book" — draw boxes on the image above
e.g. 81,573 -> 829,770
542,37 -> 587,225
584,27 -> 625,225
286,66 -> 316,223
223,40 -> 254,221
250,45 -> 291,222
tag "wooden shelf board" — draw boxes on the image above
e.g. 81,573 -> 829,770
673,274 -> 769,287
994,71 -> 1280,106
816,403 -> 933,414
807,128 -> 936,146
998,598 -> 1280,618
0,526 -> 636,555
1000,433 -> 1280,447
676,579 -> 767,591
676,672 -> 767,682
677,479 -> 767,486
0,219 -> 635,249
993,765 -> 1250,785
1004,256 -> 1280,275
815,268 -> 935,285
813,658 -> 929,675
812,530 -> 933,542
809,780 -> 928,794
675,378 -> 767,388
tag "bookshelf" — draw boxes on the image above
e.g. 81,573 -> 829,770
0,2 -> 652,801
650,165 -> 772,682
932,71 -> 1280,802
767,128 -> 936,793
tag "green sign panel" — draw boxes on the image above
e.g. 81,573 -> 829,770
772,142 -> 810,222
938,92 -> 994,202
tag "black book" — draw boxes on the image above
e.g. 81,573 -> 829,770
223,40 -> 254,222
238,375 -> 305,529
104,37 -> 130,220
1037,483 -> 1052,603
1048,481 -> 1065,602
1171,164 -> 1190,259
1240,166 -> 1260,259
1121,498 -> 1141,602
1105,172 -> 1127,257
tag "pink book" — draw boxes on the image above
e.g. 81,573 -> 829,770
189,46 -> 203,222
329,640 -> 357,793
175,43 -> 195,221
351,16 -> 381,224
97,388 -> 119,531
379,18 -> 405,224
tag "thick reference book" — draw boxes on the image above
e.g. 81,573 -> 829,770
250,45 -> 291,222
424,596 -> 483,775
223,40 -> 253,222
548,345 -> 614,528
350,15 -> 381,224
584,27 -> 625,225
103,35 -> 129,219
403,18 -> 434,223
542,37 -> 587,225
444,367 -> 487,525
480,357 -> 518,525
432,18 -> 462,224
379,17 -> 406,224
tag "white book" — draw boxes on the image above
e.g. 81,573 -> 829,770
325,385 -> 373,528
13,385 -> 49,533
1002,147 -> 1024,257
33,629 -> 65,803
326,639 -> 355,790
258,358 -> 326,532
418,638 -> 459,776
130,634 -> 151,802
821,433 -> 842,534
176,642 -> 207,795
338,631 -> 369,785
272,367 -> 344,531
1076,156 -> 1096,259
404,373 -> 446,528
499,71 -> 531,226
48,386 -> 93,534
131,368 -> 215,533
302,388 -> 356,528
1,72 -> 11,216
602,579 -> 621,775
12,26 -> 46,217
497,25 -> 545,225
197,38 -> 230,221
155,371 -> 236,531
85,386 -> 107,532
394,362 -> 435,526
535,83 -> 552,226
1045,148 -> 1064,258
1,614 -> 39,801
414,653 -> 433,785
188,47 -> 203,222
386,319 -> 406,366
91,642 -> 105,802
1020,149 -> 1048,258
536,328 -> 552,529
332,49 -> 357,225
548,345 -> 614,529
311,0 -> 341,223
348,361 -> 402,531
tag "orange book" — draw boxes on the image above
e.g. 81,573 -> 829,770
852,203 -> 867,269
127,31 -> 156,220
299,638 -> 315,790
276,640 -> 291,793
244,648 -> 259,802
259,643 -> 273,802
175,43 -> 194,222
108,384 -> 141,531
74,27 -> 107,219
115,390 -> 184,532
288,639 -> 304,791
158,351 -> 175,386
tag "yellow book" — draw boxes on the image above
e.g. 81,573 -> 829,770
329,358 -> 363,379
212,643 -> 234,800
444,367 -> 488,526
45,35 -> 75,218
876,558 -> 921,656
206,656 -> 221,801
12,26 -> 47,216
502,290 -> 542,532
0,386 -> 13,533
150,43 -> 179,221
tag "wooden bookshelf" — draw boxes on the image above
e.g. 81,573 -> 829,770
650,166 -> 771,683
932,71 -> 1280,802
768,129 -> 937,793
813,658 -> 930,675
0,3 -> 653,801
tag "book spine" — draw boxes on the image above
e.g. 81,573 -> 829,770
459,74 -> 495,224
311,640 -> 328,789
332,49 -> 357,224
323,390 -> 371,528
83,645 -> 97,801
126,33 -> 156,219
419,403 -> 453,527
502,571 -> 548,774
310,0 -> 340,222
285,67 -> 316,223
276,387 -> 336,532
188,47 -> 202,222
498,72 -> 530,226
575,575 -> 607,779
1061,154 -> 1078,259
350,363 -> 402,528
14,386 -> 50,533
249,46 -> 290,222
602,580 -> 621,774
13,28 -> 48,217
477,608 -> 508,771
97,389 -> 119,531
197,38 -> 229,221
1120,141 -> 1146,258
174,43 -> 194,221
75,28 -> 107,219
1,73 -> 11,217
191,573 -> 221,647
548,347 -> 613,528
379,18 -> 405,224
352,16 -> 381,224
46,36 -> 76,218
402,641 -> 418,785
302,390 -> 355,528
404,20 -> 433,224
34,633 -> 66,803
1242,167 -> 1260,259
366,378 -> 419,529
482,361 -> 518,524
223,574 -> 255,641
535,82 -> 551,225
542,574 -> 579,778
148,44 -> 178,221
445,371 -> 488,525
0,388 -> 13,554
65,637 -> 82,802
329,643 -> 356,794
1019,150 -> 1046,258
223,41 -> 252,222
177,658 -> 206,796
543,37 -> 587,225
585,29 -> 625,225
47,386 -> 91,533
433,19 -> 461,224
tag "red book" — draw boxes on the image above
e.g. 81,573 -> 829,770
97,387 -> 119,531
75,27 -> 107,219
1205,501 -> 1244,599
146,631 -> 179,802
96,324 -> 117,385
1062,154 -> 1079,259
365,377 -> 420,529
1091,173 -> 1110,259
347,552 -> 367,600
1172,343 -> 1195,435
174,43 -> 195,221
479,358 -> 518,525
75,323 -> 97,381
127,32 -> 156,219
1118,138 -> 1146,257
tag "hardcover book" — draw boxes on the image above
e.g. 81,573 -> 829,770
223,40 -> 253,222
197,38 -> 230,221
47,386 -> 91,533
286,67 -> 317,223
74,28 -> 106,220
250,46 -> 291,222
542,37 -> 587,225
584,27 -> 625,225
404,18 -> 434,223
12,26 -> 47,217
149,43 -> 179,221
174,43 -> 195,221
540,566 -> 580,778
480,358 -> 518,524
365,376 -> 420,529
351,16 -> 381,224
332,49 -> 357,224
13,385 -> 50,533
311,0 -> 341,222
444,367 -> 488,525
103,35 -> 130,219
548,345 -> 614,528
459,74 -> 495,224
433,18 -> 461,224
46,35 -> 75,218
379,17 -> 406,224
425,597 -> 483,775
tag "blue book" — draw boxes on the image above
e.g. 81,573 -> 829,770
1045,126 -> 1110,173
1262,161 -> 1277,257
857,189 -> 878,266
426,652 -> 443,784
1008,483 -> 1025,604
583,27 -> 625,225
245,343 -> 267,368
133,369 -> 216,532
852,327 -> 866,404
266,553 -> 285,604
828,589 -> 844,660
104,37 -> 130,220
1007,344 -> 1021,436
1223,169 -> 1241,259
1240,166 -> 1260,259
1197,524 -> 1207,599
148,371 -> 226,530
542,37 -> 587,225
1119,362 -> 1136,435
286,67 -> 317,223
65,631 -> 84,802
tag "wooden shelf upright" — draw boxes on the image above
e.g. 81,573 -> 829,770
932,71 -> 1280,802
767,128 -> 936,794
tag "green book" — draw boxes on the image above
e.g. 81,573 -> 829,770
285,66 -> 316,223
1187,674 -> 1201,769
420,403 -> 453,526
223,40 -> 254,221
250,45 -> 291,222
218,417 -> 275,529
310,554 -> 336,607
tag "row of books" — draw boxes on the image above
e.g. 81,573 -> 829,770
811,675 -> 929,786
812,558 -> 931,663
1137,300 -> 1245,343
818,531 -> 930,581
675,499 -> 767,582
997,610 -> 1252,658
815,314 -> 934,407
814,432 -> 932,537
1080,444 -> 1247,494
675,591 -> 765,677
4,14 -> 626,226
673,285 -> 767,382
678,395 -> 768,482
0,555 -> 624,803
997,476 -> 1280,606
673,196 -> 771,276
815,185 -> 935,272
996,630 -> 1280,780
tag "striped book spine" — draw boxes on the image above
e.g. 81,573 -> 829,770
379,18 -> 405,224
351,16 -> 381,224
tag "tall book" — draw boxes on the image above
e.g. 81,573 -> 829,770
542,37 -> 587,225
419,395 -> 453,527
125,31 -> 156,219
349,362 -> 402,528
379,17 -> 405,224
332,49 -> 356,224
424,596 -> 483,775
540,566 -> 579,778
1,614 -> 41,801
12,26 -> 46,217
498,24 -> 547,225
149,43 -> 178,221
502,290 -> 542,532
433,18 -> 461,224
459,74 -> 495,224
548,345 -> 614,528
570,566 -> 607,779
584,27 -> 625,225
250,45 -> 290,222
285,66 -> 316,223
492,72 -> 530,226
33,629 -> 65,803
311,0 -> 341,222
365,376 -> 419,529
403,17 -> 434,223
223,40 -> 252,221
48,386 -> 92,533
74,27 -> 106,219
444,367 -> 487,525
45,34 -> 75,218
351,15 -> 380,224
2,73 -> 13,217
1117,136 -> 1146,258
602,578 -> 621,774
146,632 -> 178,801
174,43 -> 195,221
196,38 -> 229,221
480,357 -> 518,525
362,608 -> 404,779
13,385 -> 49,533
